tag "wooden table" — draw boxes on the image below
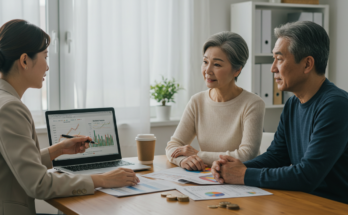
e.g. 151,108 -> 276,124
46,155 -> 348,215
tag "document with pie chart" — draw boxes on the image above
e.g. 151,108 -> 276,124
143,167 -> 220,185
176,185 -> 272,200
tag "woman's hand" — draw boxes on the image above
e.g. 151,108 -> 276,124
48,135 -> 93,160
180,155 -> 206,171
59,135 -> 93,155
171,145 -> 199,158
91,168 -> 140,188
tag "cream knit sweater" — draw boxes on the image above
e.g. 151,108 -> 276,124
165,89 -> 265,166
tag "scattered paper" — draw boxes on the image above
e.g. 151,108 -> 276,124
143,167 -> 219,185
176,185 -> 273,201
99,176 -> 177,197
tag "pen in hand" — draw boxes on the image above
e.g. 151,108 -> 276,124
61,134 -> 95,144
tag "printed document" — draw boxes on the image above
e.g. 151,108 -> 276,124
99,176 -> 176,197
143,167 -> 219,185
176,185 -> 272,201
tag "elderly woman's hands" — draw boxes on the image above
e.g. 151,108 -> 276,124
171,145 -> 199,158
172,146 -> 206,171
211,155 -> 246,184
180,155 -> 206,171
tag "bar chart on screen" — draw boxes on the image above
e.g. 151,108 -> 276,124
88,120 -> 116,148
89,130 -> 115,147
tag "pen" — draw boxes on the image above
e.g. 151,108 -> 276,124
61,134 -> 95,144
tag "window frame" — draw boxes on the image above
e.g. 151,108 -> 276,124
46,0 -> 60,111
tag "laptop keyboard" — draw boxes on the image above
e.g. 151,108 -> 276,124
63,160 -> 134,172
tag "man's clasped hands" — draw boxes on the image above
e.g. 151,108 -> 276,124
171,145 -> 247,185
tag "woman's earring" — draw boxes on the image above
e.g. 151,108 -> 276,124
25,67 -> 27,70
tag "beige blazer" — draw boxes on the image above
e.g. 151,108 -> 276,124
0,79 -> 94,215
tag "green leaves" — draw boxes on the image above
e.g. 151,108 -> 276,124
150,76 -> 184,106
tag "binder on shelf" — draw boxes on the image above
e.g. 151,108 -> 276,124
261,10 -> 271,54
261,64 -> 273,106
253,64 -> 261,96
287,12 -> 313,23
283,91 -> 294,104
313,12 -> 323,26
273,76 -> 282,105
255,9 -> 262,54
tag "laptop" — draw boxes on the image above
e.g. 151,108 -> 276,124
45,107 -> 150,175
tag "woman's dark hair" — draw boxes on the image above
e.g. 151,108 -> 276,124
0,19 -> 50,75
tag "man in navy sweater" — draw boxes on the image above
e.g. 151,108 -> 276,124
211,21 -> 348,204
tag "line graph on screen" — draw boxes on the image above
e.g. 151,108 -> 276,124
58,124 -> 81,142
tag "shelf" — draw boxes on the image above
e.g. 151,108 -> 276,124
254,2 -> 328,9
265,104 -> 284,109
150,118 -> 180,127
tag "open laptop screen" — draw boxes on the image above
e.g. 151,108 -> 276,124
46,108 -> 122,166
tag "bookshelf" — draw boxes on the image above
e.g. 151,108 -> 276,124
231,1 -> 329,109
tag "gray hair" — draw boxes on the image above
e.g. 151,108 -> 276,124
203,31 -> 249,81
274,21 -> 329,75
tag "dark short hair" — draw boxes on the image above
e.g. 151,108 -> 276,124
0,19 -> 50,75
203,31 -> 249,81
274,21 -> 329,75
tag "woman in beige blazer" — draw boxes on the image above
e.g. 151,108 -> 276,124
0,20 -> 139,215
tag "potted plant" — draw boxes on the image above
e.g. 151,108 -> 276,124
150,76 -> 183,121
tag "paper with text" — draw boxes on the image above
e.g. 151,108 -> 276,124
99,176 -> 177,197
143,167 -> 219,185
176,185 -> 272,201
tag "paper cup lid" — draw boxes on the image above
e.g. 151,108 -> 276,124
135,134 -> 156,141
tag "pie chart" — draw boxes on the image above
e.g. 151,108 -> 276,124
205,192 -> 225,197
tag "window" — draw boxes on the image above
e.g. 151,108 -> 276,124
55,0 -> 208,121
1,0 -> 209,131
0,0 -> 47,126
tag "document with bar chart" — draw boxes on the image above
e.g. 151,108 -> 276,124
48,111 -> 119,161
99,176 -> 177,197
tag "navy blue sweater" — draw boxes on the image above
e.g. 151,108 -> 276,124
244,79 -> 348,204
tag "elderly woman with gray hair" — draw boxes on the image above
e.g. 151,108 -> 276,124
165,31 -> 265,170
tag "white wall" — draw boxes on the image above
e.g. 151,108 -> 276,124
319,0 -> 348,91
210,0 -> 267,35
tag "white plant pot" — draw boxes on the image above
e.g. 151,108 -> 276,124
156,105 -> 171,121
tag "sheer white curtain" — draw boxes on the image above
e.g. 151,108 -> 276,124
0,0 -> 46,125
149,0 -> 210,117
60,0 -> 209,157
